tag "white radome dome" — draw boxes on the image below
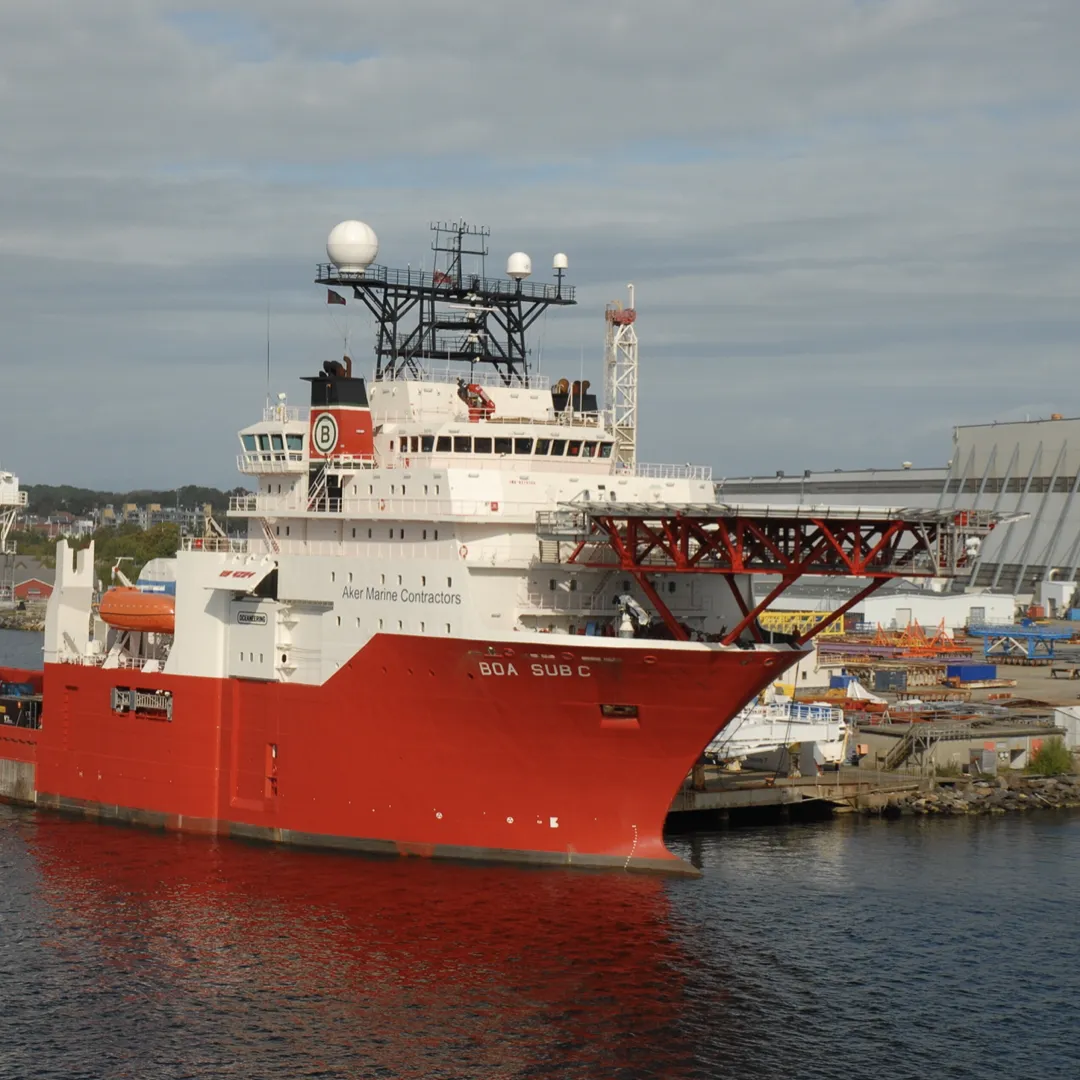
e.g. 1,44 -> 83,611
506,251 -> 532,280
327,220 -> 379,273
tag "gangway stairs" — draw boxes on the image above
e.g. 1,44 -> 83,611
884,722 -> 974,771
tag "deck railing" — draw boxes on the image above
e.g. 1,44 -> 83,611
617,462 -> 714,481
316,262 -> 575,303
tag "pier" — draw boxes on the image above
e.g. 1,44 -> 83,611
668,767 -> 921,819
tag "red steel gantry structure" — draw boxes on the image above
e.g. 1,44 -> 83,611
537,502 -> 1005,647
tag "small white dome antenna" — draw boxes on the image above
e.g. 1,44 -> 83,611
506,252 -> 532,282
327,220 -> 379,274
553,253 -> 568,297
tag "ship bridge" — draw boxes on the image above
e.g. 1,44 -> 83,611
536,502 -> 1017,646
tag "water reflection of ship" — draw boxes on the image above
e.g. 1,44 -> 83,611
23,815 -> 701,1078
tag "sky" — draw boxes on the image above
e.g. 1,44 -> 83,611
1,0 -> 1078,490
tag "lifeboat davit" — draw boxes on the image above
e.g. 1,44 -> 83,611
98,587 -> 175,635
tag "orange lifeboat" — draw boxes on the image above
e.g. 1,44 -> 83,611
98,588 -> 175,635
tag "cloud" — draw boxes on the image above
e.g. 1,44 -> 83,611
0,0 -> 1078,487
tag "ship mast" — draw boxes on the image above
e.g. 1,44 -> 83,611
316,219 -> 576,386
604,284 -> 638,468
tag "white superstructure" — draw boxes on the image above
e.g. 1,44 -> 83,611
44,219 -> 780,687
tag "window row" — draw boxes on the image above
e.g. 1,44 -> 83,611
242,433 -> 305,453
395,434 -> 614,458
947,476 -> 1080,494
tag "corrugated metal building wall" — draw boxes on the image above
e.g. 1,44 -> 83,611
719,415 -> 1080,600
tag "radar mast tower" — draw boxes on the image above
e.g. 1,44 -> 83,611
605,284 -> 638,468
317,219 -> 575,385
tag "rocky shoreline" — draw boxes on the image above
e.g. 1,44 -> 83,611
0,609 -> 46,632
874,774 -> 1080,817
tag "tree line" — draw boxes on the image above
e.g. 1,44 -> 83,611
24,484 -> 248,518
10,523 -> 186,589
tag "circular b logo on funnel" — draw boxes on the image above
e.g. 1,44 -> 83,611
311,413 -> 339,455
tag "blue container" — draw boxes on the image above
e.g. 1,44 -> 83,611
1069,608 -> 1080,621
873,669 -> 908,693
830,674 -> 855,690
0,682 -> 35,697
946,663 -> 997,682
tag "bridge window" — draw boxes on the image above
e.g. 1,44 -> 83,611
271,434 -> 284,451
515,438 -> 534,455
550,440 -> 566,456
454,436 -> 471,453
436,436 -> 451,452
474,437 -> 493,453
411,436 -> 419,452
258,435 -> 271,451
599,442 -> 613,458
422,435 -> 435,452
494,437 -> 512,454
535,439 -> 551,455
567,441 -> 582,457
241,434 -> 256,451
582,441 -> 597,458
286,434 -> 303,451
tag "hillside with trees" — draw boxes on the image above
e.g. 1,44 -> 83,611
23,484 -> 248,517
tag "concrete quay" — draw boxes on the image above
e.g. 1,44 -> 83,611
667,766 -> 921,821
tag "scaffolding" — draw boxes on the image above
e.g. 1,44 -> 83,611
1,465 -> 27,604
758,610 -> 845,638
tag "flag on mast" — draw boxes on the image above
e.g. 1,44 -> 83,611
327,289 -> 346,305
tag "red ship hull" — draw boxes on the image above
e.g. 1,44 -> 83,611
1,638 -> 801,873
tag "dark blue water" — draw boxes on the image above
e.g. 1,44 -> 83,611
3,628 -> 1080,1079
0,627 -> 41,669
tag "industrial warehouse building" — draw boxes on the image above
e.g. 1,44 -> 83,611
721,414 -> 1080,604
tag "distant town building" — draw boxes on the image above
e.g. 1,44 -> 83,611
11,556 -> 55,601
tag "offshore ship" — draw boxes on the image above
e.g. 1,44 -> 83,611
0,219 -> 984,874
